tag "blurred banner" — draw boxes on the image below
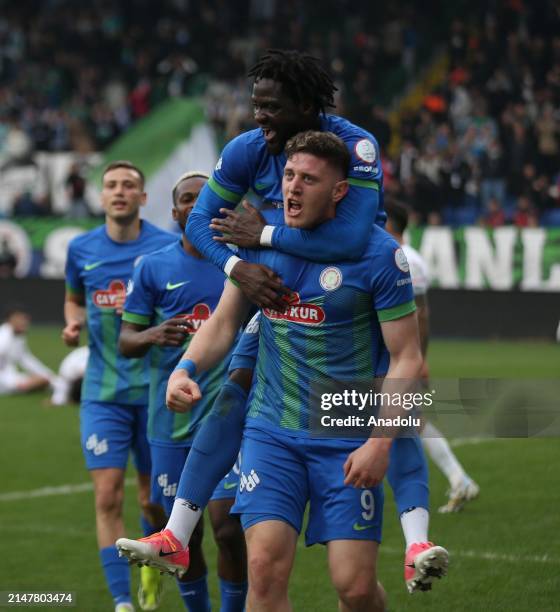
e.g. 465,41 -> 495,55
87,98 -> 218,230
407,226 -> 560,292
1,221 -> 559,289
0,217 -> 102,278
0,98 -> 218,243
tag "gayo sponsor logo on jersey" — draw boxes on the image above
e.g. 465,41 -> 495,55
178,303 -> 212,333
92,280 -> 126,309
263,292 -> 325,326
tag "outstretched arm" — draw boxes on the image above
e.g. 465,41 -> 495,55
166,281 -> 252,412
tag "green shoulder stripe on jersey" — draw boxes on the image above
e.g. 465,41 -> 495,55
377,300 -> 416,322
65,283 -> 83,296
122,311 -> 151,326
347,178 -> 380,190
208,176 -> 243,204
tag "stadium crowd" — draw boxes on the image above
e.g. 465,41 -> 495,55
0,0 -> 559,225
386,0 -> 560,227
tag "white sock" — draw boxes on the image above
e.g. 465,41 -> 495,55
400,507 -> 429,549
422,422 -> 468,490
165,498 -> 202,548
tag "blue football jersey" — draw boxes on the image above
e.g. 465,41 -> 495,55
122,240 -> 233,446
65,221 -> 175,405
239,223 -> 415,437
187,114 -> 385,269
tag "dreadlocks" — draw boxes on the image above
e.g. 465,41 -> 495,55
248,49 -> 337,115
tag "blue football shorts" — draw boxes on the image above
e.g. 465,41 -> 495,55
150,443 -> 240,515
80,400 -> 151,473
232,426 -> 384,546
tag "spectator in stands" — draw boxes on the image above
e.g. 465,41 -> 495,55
65,163 -> 91,219
479,139 -> 507,210
513,195 -> 538,227
504,121 -> 536,197
530,173 -> 555,212
535,103 -> 559,178
482,197 -> 506,228
368,105 -> 392,154
12,191 -> 48,217
1,0 -> 559,229
414,143 -> 444,221
0,239 -> 17,279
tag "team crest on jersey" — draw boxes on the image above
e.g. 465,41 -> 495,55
178,303 -> 212,333
263,292 -> 325,326
319,266 -> 343,291
394,248 -> 410,273
92,280 -> 126,309
355,139 -> 376,164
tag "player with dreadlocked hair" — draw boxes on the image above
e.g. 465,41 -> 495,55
183,48 -> 386,312
247,48 -> 336,115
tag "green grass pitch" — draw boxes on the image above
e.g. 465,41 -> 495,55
0,327 -> 558,610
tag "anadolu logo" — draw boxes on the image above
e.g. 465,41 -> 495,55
178,303 -> 211,333
263,292 -> 325,326
92,280 -> 126,309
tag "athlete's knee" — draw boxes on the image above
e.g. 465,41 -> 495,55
333,571 -> 379,612
247,545 -> 290,599
330,553 -> 380,612
94,479 -> 124,516
213,517 -> 244,554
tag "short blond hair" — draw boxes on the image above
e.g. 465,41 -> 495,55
172,171 -> 209,204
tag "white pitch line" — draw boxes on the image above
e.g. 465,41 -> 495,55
0,478 -> 136,502
449,549 -> 558,565
2,464 -> 556,567
449,437 -> 495,448
294,541 -> 556,565
0,437 -> 495,503
379,546 -> 558,565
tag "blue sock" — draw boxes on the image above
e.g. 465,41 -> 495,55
140,514 -> 154,537
176,380 -> 247,505
99,546 -> 130,605
388,436 -> 430,515
219,578 -> 248,612
177,574 -> 211,612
